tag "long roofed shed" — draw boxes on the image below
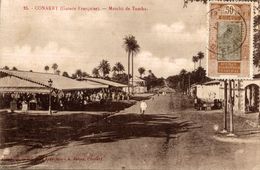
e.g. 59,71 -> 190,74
0,69 -> 108,91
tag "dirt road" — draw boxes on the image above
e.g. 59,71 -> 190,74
1,93 -> 260,169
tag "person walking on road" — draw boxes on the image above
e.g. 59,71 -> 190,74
140,100 -> 147,115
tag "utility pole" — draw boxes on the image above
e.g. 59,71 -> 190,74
221,80 -> 228,133
48,79 -> 53,115
227,80 -> 235,137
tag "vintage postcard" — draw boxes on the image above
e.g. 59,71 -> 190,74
207,1 -> 255,79
0,0 -> 260,170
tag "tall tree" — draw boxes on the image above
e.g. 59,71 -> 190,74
92,67 -> 100,78
44,65 -> 49,72
123,35 -> 140,94
197,51 -> 204,67
52,63 -> 58,73
180,69 -> 187,93
138,67 -> 146,78
192,56 -> 198,70
98,60 -> 111,78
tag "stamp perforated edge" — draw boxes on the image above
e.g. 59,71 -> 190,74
206,0 -> 258,80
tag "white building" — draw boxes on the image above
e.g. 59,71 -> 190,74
191,80 -> 221,102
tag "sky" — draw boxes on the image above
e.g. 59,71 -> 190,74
0,0 -> 208,78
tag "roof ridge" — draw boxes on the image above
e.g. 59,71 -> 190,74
0,69 -> 57,75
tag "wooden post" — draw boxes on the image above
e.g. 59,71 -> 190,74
48,79 -> 53,115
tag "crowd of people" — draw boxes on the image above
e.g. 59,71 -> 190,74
0,89 -> 130,111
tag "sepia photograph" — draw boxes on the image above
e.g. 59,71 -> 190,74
0,0 -> 259,169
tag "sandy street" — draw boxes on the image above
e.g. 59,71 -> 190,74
1,93 -> 260,170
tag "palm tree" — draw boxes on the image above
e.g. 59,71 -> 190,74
44,65 -> 49,72
112,65 -> 119,74
138,67 -> 145,78
115,62 -> 125,74
123,35 -> 140,94
192,56 -> 198,70
197,51 -> 204,67
131,41 -> 140,93
52,63 -> 58,73
180,69 -> 187,93
92,67 -> 100,78
98,60 -> 111,78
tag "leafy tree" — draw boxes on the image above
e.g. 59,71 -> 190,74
44,65 -> 49,72
82,72 -> 89,77
138,67 -> 146,77
112,73 -> 130,84
12,67 -> 18,71
56,70 -> 61,75
3,66 -> 9,70
148,69 -> 156,78
71,74 -> 77,79
52,63 -> 58,73
92,67 -> 100,78
62,71 -> 69,77
75,69 -> 83,79
98,60 -> 111,78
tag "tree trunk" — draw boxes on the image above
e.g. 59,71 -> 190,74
132,52 -> 134,95
128,51 -> 130,94
223,80 -> 228,132
199,59 -> 201,67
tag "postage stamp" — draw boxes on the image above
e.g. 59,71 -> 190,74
207,1 -> 254,79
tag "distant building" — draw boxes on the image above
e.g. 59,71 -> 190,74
191,80 -> 221,102
128,77 -> 147,94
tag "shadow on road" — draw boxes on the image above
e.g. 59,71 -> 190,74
0,111 -> 199,168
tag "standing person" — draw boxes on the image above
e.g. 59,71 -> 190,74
140,100 -> 147,115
